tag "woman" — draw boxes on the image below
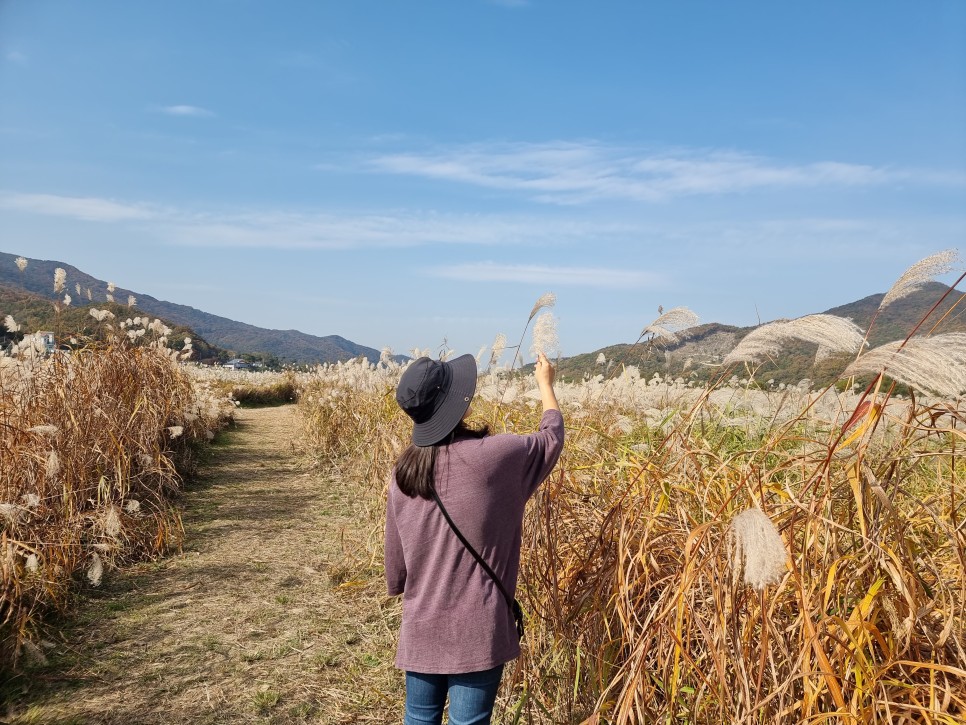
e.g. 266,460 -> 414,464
385,352 -> 563,725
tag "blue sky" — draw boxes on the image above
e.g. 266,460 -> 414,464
2,1 -> 965,358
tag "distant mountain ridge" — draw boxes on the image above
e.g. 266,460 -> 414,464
0,251 -> 386,364
5,251 -> 963,378
552,281 -> 966,386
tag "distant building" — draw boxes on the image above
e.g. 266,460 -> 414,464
223,358 -> 251,370
37,331 -> 56,354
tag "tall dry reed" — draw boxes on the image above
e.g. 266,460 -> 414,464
0,342 -> 233,670
297,261 -> 965,723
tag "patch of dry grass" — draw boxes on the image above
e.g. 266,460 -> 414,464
1,343 -> 234,671
296,329 -> 966,722
2,406 -> 403,724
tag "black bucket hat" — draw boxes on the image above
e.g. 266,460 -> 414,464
395,354 -> 478,446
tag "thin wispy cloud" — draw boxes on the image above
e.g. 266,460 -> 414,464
0,190 -> 630,247
431,262 -> 661,288
5,190 -> 963,260
4,50 -> 28,65
159,105 -> 215,117
0,192 -> 158,222
369,142 -> 965,204
160,211 -> 617,250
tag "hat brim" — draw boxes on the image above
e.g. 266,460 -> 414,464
411,354 -> 478,446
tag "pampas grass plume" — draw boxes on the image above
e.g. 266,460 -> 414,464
15,256 -> 27,273
530,312 -> 560,359
529,292 -> 556,322
87,553 -> 104,586
728,507 -> 788,590
53,268 -> 66,294
723,314 -> 865,366
843,332 -> 966,398
879,249 -> 960,311
45,450 -> 60,480
488,333 -> 507,368
641,306 -> 699,344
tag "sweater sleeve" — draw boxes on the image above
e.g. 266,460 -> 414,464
384,482 -> 406,596
520,409 -> 565,498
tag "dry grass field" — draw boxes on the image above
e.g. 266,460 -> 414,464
3,405 -> 403,724
4,252 -> 965,724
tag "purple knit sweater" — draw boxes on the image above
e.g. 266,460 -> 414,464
385,409 -> 564,674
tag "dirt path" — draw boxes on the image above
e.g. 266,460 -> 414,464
3,405 -> 402,724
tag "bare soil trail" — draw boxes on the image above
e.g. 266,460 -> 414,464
3,405 -> 402,724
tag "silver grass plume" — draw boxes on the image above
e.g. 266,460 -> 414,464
63,294 -> 71,307
15,256 -> 27,273
596,352 -> 606,365
87,552 -> 104,586
45,450 -> 60,480
0,504 -> 21,526
107,281 -> 116,293
128,295 -> 136,308
842,332 -> 966,398
104,507 -> 122,538
53,268 -> 66,294
89,308 -> 115,322
723,314 -> 865,366
379,346 -> 393,366
641,306 -> 700,344
4,315 -> 20,333
528,292 -> 556,322
879,249 -> 960,311
529,312 -> 559,359
75,283 -> 81,296
86,288 -> 92,301
28,425 -> 58,436
488,333 -> 507,368
728,507 -> 788,590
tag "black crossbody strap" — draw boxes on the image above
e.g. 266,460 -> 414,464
430,487 -> 525,639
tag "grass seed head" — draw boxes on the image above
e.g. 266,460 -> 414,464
529,291 -> 556,321
843,332 -> 966,397
880,249 -> 961,311
728,507 -> 788,590
641,306 -> 699,343
724,314 -> 865,366
530,312 -> 559,359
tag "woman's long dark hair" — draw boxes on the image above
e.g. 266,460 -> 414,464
395,421 -> 489,499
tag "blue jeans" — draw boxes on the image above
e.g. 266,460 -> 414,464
404,664 -> 505,725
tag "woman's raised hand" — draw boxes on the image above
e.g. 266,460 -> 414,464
534,353 -> 559,412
